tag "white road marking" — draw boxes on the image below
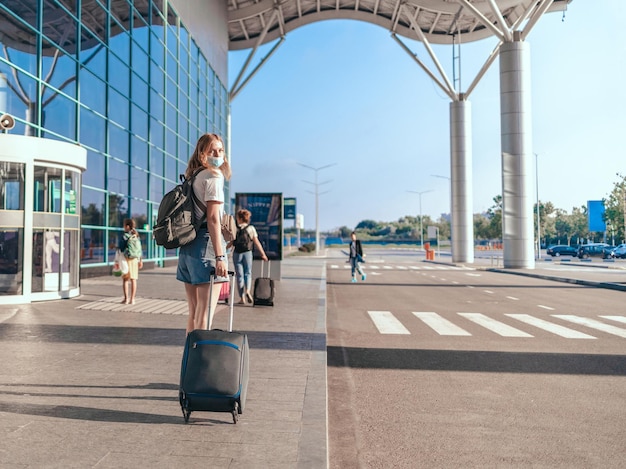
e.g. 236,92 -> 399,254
506,296 -> 519,301
412,312 -> 472,336
553,315 -> 626,338
483,290 -> 494,294
537,305 -> 555,310
506,314 -> 596,339
600,315 -> 626,324
458,313 -> 533,337
465,273 -> 481,277
367,311 -> 410,334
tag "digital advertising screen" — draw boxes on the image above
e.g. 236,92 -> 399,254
235,192 -> 283,260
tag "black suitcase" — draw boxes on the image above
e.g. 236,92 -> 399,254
253,260 -> 275,307
179,273 -> 249,423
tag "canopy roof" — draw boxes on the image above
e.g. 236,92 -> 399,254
227,0 -> 571,50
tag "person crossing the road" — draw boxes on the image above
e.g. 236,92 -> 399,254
348,231 -> 366,283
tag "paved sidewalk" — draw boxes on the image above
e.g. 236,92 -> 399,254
0,257 -> 328,469
1,251 -> 623,468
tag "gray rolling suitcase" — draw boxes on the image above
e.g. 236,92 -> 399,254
253,260 -> 275,307
179,273 -> 249,423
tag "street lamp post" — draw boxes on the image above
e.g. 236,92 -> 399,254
299,162 -> 336,256
407,189 -> 433,250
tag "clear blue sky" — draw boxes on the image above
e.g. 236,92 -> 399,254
228,1 -> 625,232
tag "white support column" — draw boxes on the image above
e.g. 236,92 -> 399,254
499,37 -> 535,269
450,98 -> 474,263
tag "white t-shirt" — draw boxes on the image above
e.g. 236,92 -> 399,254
237,223 -> 259,239
192,168 -> 224,221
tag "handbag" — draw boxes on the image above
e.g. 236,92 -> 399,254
112,249 -> 129,277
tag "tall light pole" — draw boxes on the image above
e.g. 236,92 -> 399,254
299,162 -> 336,256
535,153 -> 540,259
407,189 -> 433,250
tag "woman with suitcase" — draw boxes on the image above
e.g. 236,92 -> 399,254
176,133 -> 231,333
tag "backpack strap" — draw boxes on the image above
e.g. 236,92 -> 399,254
186,168 -> 207,225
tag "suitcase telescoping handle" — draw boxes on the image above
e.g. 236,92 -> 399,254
207,271 -> 235,332
260,260 -> 271,278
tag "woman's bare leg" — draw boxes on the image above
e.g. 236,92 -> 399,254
184,283 -> 199,334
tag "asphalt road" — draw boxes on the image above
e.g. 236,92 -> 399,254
326,249 -> 626,469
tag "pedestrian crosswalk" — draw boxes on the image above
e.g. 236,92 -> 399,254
367,311 -> 626,340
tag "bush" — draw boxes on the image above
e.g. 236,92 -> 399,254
298,242 -> 315,253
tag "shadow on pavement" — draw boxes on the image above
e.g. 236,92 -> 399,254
327,346 -> 626,376
0,324 -> 326,350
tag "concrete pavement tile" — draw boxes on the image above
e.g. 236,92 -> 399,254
94,453 -> 232,469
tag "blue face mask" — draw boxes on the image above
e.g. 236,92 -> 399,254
209,156 -> 224,168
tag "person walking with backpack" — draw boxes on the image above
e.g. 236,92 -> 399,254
120,218 -> 143,304
228,209 -> 268,304
177,133 -> 232,333
348,231 -> 366,283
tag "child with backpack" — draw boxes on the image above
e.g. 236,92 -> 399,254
120,218 -> 143,304
228,209 -> 268,304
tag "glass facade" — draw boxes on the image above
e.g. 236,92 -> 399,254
0,0 -> 229,271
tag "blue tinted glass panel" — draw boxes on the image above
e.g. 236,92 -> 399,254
42,4 -> 77,57
130,135 -> 148,169
149,145 -> 164,177
81,187 -> 106,226
132,73 -> 148,108
81,227 -> 104,264
109,193 -> 129,228
131,104 -> 148,139
80,108 -> 105,152
108,54 -> 129,95
149,92 -> 164,126
81,39 -> 107,77
149,116 -> 164,150
42,85 -> 77,140
79,68 -> 106,115
109,124 -> 129,162
110,28 -> 130,62
108,159 -> 129,195
109,88 -> 130,128
83,150 -> 105,188
130,199 -> 148,228
166,75 -> 177,104
130,166 -> 148,200
166,51 -> 177,81
165,155 -> 177,181
150,32 -> 165,67
149,173 -> 164,202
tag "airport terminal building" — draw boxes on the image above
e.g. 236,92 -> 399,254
0,0 -> 572,302
0,1 -> 230,302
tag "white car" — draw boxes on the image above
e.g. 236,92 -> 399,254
610,244 -> 626,259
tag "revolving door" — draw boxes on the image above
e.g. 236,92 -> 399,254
0,134 -> 86,304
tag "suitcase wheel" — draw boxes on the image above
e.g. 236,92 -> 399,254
232,402 -> 239,424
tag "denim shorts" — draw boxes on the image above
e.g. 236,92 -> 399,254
176,228 -> 228,285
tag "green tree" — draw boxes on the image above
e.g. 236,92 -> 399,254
603,173 -> 626,243
485,195 -> 502,240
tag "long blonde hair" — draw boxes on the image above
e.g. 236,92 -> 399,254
185,133 -> 232,180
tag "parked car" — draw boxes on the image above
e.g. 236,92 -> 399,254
609,244 -> 626,259
546,245 -> 578,257
577,243 -> 612,259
